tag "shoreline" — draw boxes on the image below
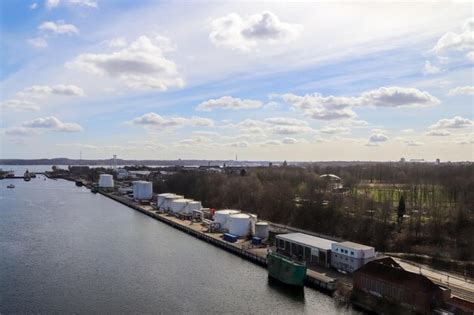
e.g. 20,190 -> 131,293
96,188 -> 338,294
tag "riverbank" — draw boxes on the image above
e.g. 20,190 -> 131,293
97,189 -> 339,293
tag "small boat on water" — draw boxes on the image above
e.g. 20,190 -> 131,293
24,170 -> 31,181
267,251 -> 307,286
7,184 -> 15,189
75,180 -> 83,187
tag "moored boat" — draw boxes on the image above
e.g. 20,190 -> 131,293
7,184 -> 15,189
75,180 -> 83,187
267,251 -> 306,286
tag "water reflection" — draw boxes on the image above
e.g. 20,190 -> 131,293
267,276 -> 305,302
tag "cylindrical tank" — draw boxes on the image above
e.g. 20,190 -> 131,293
184,201 -> 202,214
255,221 -> 269,239
229,213 -> 251,237
157,193 -> 174,208
170,199 -> 191,213
98,174 -> 114,188
162,195 -> 184,211
132,181 -> 153,200
213,209 -> 241,230
249,214 -> 258,235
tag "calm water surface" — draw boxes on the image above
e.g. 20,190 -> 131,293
0,175 -> 361,314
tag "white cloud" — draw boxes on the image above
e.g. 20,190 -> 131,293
263,139 -> 282,146
45,0 -> 60,9
282,86 -> 439,121
67,36 -> 184,90
404,139 -> 423,146
209,11 -> 303,51
4,127 -> 38,137
306,108 -> 357,120
69,0 -> 97,8
271,125 -> 313,135
283,87 -> 440,109
264,117 -> 308,126
131,112 -> 213,129
429,116 -> 473,130
357,87 -> 440,108
0,99 -> 39,111
320,126 -> 350,134
423,60 -> 441,74
22,116 -> 83,132
426,130 -> 450,136
432,18 -> 474,54
467,51 -> 474,61
368,133 -> 388,143
196,96 -> 262,111
45,0 -> 98,9
39,20 -> 79,35
29,2 -> 38,10
27,37 -> 48,48
106,37 -> 127,48
281,137 -> 308,144
230,141 -> 249,148
448,86 -> 474,96
19,84 -> 84,97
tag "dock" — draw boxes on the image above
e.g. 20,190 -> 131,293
98,190 -> 337,293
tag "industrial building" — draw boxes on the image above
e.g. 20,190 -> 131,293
353,257 -> 451,314
331,241 -> 375,273
276,233 -> 336,268
98,174 -> 114,188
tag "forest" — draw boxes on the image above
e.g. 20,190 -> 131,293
152,163 -> 473,267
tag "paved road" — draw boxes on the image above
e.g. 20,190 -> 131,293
394,258 -> 474,302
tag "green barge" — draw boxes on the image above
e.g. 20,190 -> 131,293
267,251 -> 307,286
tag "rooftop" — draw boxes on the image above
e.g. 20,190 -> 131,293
276,232 -> 335,250
337,241 -> 374,250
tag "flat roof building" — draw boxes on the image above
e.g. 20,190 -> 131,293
276,233 -> 336,268
331,241 -> 375,273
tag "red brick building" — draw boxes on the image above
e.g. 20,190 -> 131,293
353,257 -> 451,314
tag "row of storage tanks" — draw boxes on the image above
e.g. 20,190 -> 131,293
157,194 -> 269,239
156,193 -> 202,215
212,209 -> 269,239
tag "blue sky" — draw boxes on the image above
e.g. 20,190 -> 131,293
1,0 -> 473,161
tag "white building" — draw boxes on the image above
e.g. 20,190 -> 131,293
117,168 -> 129,180
331,241 -> 375,273
276,233 -> 336,268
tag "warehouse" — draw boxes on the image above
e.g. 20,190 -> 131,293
353,257 -> 451,314
276,233 -> 336,268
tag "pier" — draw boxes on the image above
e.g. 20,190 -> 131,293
98,190 -> 338,293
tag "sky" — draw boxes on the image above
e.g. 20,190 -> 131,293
0,0 -> 473,162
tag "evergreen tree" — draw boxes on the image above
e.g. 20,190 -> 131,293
397,195 -> 406,223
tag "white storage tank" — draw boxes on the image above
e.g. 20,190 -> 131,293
228,213 -> 251,237
170,199 -> 191,214
98,174 -> 114,188
183,201 -> 202,214
255,221 -> 269,239
214,209 -> 241,230
157,193 -> 175,208
249,214 -> 258,235
133,181 -> 153,200
162,194 -> 184,211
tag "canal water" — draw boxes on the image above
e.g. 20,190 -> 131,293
0,175 -> 361,314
